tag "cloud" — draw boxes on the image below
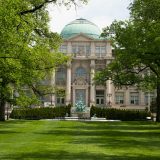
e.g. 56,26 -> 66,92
48,0 -> 131,33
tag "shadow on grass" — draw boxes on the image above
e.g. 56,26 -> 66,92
0,120 -> 160,160
33,121 -> 160,150
1,150 -> 160,160
0,130 -> 21,134
34,129 -> 160,149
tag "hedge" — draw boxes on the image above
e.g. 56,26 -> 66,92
10,105 -> 151,121
90,106 -> 151,121
10,105 -> 71,120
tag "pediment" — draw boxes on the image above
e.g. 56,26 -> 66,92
67,33 -> 94,41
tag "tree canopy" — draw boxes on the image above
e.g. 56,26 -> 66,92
0,0 -> 88,121
95,0 -> 160,121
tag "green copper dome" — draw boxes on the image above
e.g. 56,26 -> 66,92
60,18 -> 101,39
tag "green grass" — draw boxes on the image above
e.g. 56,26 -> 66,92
0,120 -> 160,160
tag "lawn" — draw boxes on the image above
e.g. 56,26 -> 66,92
0,120 -> 160,160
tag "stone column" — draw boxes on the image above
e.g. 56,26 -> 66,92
50,69 -> 56,106
106,60 -> 112,106
125,89 -> 130,106
67,42 -> 72,55
106,80 -> 112,106
106,41 -> 112,57
90,42 -> 95,57
90,60 -> 95,106
147,92 -> 151,111
140,91 -> 145,106
66,61 -> 71,105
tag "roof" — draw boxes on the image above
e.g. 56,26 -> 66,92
60,18 -> 101,39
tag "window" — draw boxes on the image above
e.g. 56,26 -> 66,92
78,45 -> 85,54
86,46 -> 91,56
72,45 -> 77,53
56,97 -> 65,105
101,46 -> 106,54
115,92 -> 124,104
96,90 -> 105,105
59,45 -> 67,53
95,46 -> 106,57
130,92 -> 139,105
72,43 -> 91,56
95,46 -> 101,54
145,92 -> 155,105
75,67 -> 86,77
56,68 -> 66,85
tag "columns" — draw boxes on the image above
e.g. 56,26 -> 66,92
50,69 -> 56,106
106,60 -> 113,106
147,92 -> 151,111
106,79 -> 112,106
67,42 -> 72,55
106,41 -> 112,57
66,61 -> 71,105
140,91 -> 145,106
90,42 -> 95,57
90,60 -> 95,106
125,89 -> 130,106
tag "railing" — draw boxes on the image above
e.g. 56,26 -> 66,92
71,52 -> 107,58
72,52 -> 91,58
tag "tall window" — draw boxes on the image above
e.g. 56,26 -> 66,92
101,46 -> 106,54
72,43 -> 91,56
145,92 -> 155,105
115,92 -> 124,104
56,68 -> 66,85
95,46 -> 101,54
72,45 -> 76,53
86,46 -> 91,56
96,90 -> 105,105
75,67 -> 86,77
130,92 -> 139,105
59,45 -> 67,53
95,46 -> 106,57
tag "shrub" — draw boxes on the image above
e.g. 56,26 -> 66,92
10,105 -> 71,120
90,106 -> 151,121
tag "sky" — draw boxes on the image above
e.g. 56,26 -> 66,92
48,0 -> 132,33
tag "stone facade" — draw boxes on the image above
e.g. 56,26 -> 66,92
46,19 -> 156,111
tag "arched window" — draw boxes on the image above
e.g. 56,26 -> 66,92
75,67 -> 86,77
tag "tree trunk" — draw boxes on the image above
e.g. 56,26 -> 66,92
0,98 -> 5,121
156,84 -> 160,122
0,81 -> 7,121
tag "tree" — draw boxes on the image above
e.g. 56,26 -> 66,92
0,0 -> 88,121
95,0 -> 160,121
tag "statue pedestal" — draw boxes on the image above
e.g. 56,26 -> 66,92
71,107 -> 90,118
